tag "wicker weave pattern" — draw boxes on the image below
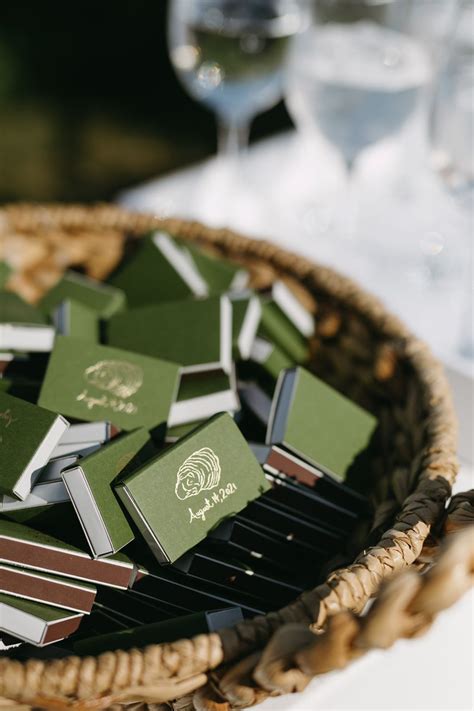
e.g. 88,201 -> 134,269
0,204 -> 461,710
195,522 -> 474,710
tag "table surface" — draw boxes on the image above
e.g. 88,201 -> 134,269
119,131 -> 473,710
120,129 -> 473,366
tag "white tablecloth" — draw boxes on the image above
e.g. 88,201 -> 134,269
119,132 -> 473,710
120,129 -> 473,365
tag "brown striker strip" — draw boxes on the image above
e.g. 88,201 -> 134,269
0,568 -> 95,613
0,538 -> 132,588
266,448 -> 322,487
43,615 -> 82,645
134,568 -> 147,583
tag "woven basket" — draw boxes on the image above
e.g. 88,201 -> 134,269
0,203 -> 460,711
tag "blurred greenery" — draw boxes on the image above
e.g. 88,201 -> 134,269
0,0 -> 291,203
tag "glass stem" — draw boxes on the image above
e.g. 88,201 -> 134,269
217,118 -> 250,166
342,158 -> 358,241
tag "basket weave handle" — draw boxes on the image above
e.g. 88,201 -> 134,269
194,493 -> 474,710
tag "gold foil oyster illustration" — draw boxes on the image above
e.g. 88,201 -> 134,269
175,447 -> 221,500
84,360 -> 143,399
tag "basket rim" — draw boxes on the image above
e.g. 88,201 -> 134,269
0,203 -> 459,708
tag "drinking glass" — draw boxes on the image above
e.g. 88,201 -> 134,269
285,0 -> 458,239
168,0 -> 307,163
431,0 -> 474,358
432,0 -> 474,190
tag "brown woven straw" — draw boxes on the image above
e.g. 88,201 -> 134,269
0,203 -> 464,710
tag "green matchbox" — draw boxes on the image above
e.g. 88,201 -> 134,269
0,593 -> 83,646
62,428 -> 151,557
108,232 -> 208,307
185,243 -> 249,295
0,516 -> 137,588
0,262 -> 12,289
0,391 -> 69,500
40,271 -> 126,319
0,292 -> 48,326
260,301 -> 309,364
52,299 -> 99,342
267,367 -> 377,483
168,369 -> 239,427
107,295 -> 232,374
38,336 -> 180,431
116,413 -> 270,564
0,293 -> 55,353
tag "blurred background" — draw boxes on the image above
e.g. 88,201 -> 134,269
0,0 -> 472,361
0,0 -> 291,203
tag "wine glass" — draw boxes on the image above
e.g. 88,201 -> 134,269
285,0 -> 457,240
168,0 -> 307,163
432,0 -> 474,191
431,0 -> 474,358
